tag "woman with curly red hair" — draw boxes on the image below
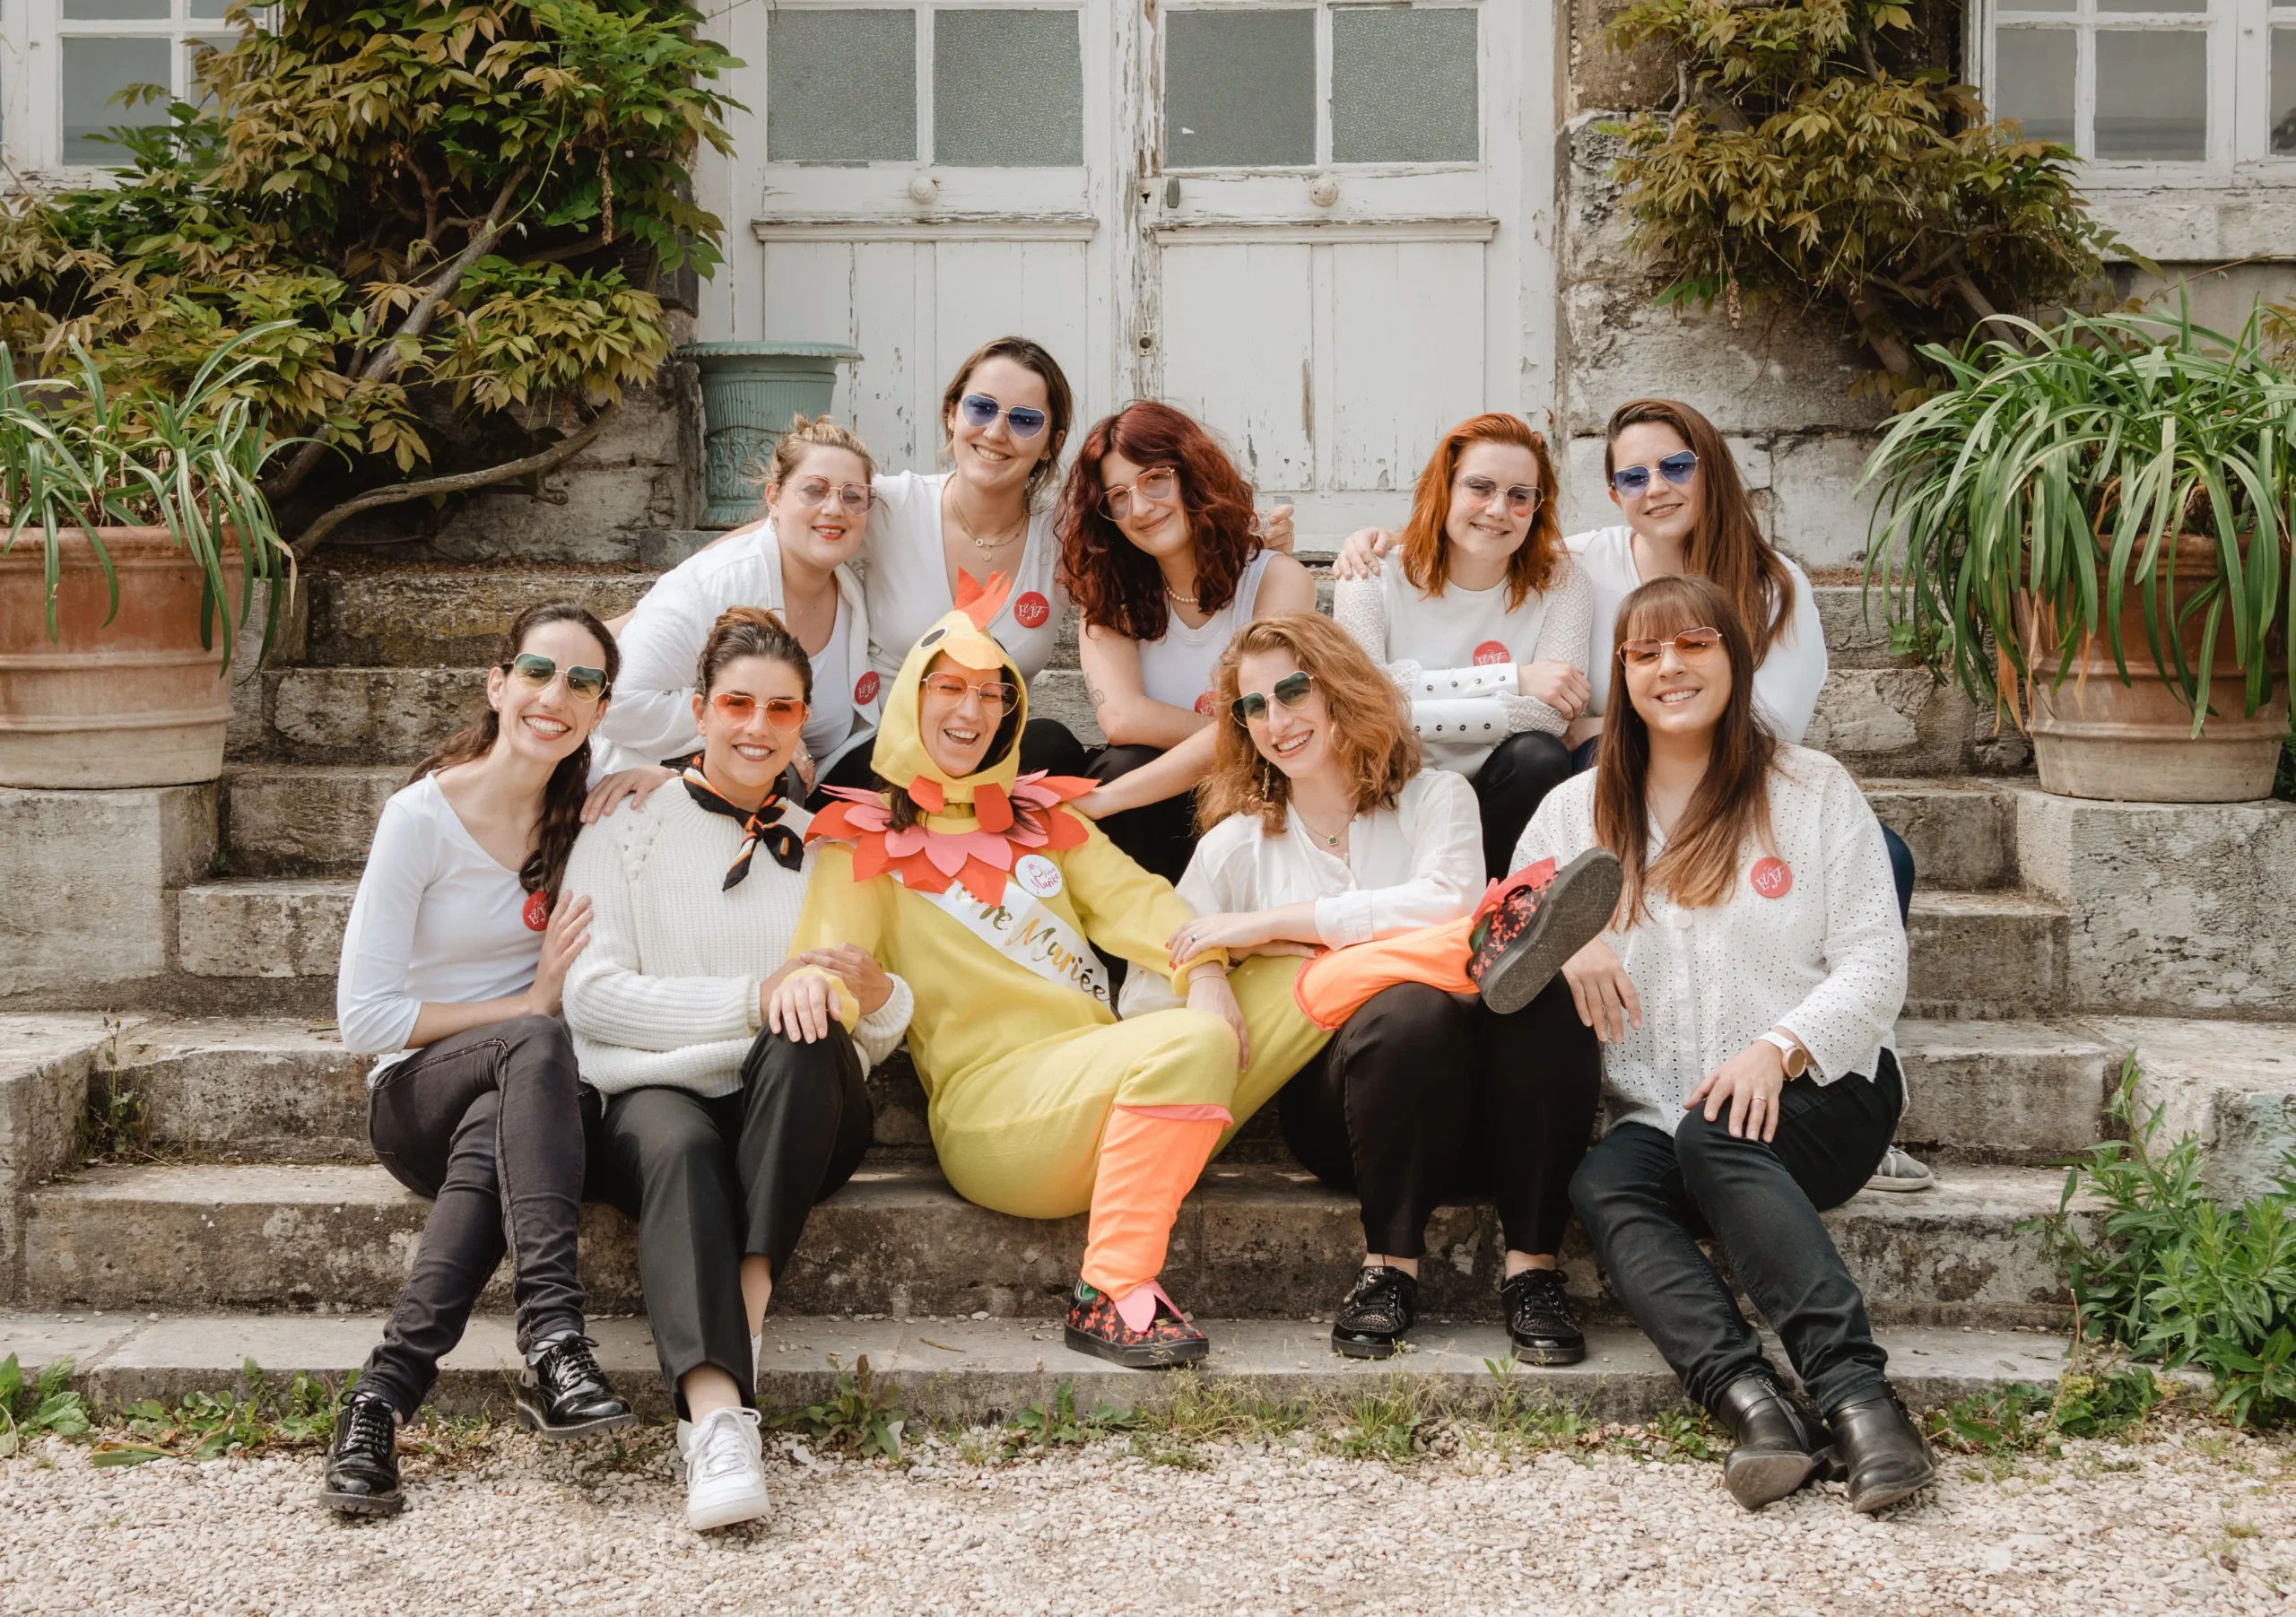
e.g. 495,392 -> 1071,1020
1056,401 -> 1316,882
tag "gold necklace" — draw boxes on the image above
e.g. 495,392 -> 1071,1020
1295,805 -> 1348,849
949,484 -> 1026,555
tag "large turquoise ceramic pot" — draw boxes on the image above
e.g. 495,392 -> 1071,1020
678,342 -> 863,526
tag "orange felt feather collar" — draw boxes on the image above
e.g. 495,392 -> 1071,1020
806,770 -> 1096,904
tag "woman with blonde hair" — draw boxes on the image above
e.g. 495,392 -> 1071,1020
1332,413 -> 1592,877
1160,613 -> 1613,1364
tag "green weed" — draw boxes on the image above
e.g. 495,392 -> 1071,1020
71,1084 -> 165,1169
1923,1367 -> 2164,1457
91,1360 -> 344,1467
1481,1357 -> 1592,1453
0,1354 -> 91,1457
1326,1382 -> 1428,1465
770,1355 -> 908,1463
1002,1382 -> 1137,1457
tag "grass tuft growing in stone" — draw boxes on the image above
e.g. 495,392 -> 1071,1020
767,1355 -> 909,1462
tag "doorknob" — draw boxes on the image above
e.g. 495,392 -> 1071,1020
1309,172 -> 1339,208
1164,177 -> 1181,209
908,172 -> 940,204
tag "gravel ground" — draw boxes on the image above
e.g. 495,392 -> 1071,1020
2,1420 -> 2290,1616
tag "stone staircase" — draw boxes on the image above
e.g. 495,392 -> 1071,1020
4,536 -> 2292,1422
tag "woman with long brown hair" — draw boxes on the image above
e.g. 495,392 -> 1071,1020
1161,613 -> 1608,1365
1331,412 -> 1592,878
323,603 -> 636,1517
1057,400 -> 1316,881
1517,575 -> 1932,1516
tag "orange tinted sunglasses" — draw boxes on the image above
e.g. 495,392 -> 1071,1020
709,691 -> 809,730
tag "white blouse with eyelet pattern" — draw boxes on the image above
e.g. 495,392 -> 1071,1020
1509,744 -> 1907,1139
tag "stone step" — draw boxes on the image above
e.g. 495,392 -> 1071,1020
175,880 -> 356,980
1903,890 -> 2068,1020
96,1014 -> 2121,1168
0,1308 -> 2082,1425
18,1158 -> 2086,1326
305,561 -> 660,667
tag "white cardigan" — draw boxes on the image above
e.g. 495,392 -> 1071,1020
561,787 -> 914,1097
596,522 -> 881,778
1511,746 -> 1906,1138
1124,770 -> 1484,1015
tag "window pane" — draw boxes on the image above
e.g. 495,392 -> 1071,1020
1993,28 -> 2074,145
61,0 -> 168,18
1166,8 -> 1314,168
187,0 -> 232,17
1332,6 -> 1477,163
2098,0 -> 2205,10
62,37 -> 172,163
2275,30 -> 2296,155
2095,30 -> 2206,160
767,8 -> 917,163
935,10 -> 1082,166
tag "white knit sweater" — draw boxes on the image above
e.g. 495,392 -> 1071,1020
561,787 -> 914,1097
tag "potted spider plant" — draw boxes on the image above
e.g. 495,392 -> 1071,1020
0,328 -> 294,789
1862,306 -> 2292,803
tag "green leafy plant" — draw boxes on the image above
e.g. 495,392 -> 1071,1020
0,1355 -> 92,1456
1327,1383 -> 1428,1465
2032,1060 -> 2296,1427
1482,1357 -> 1592,1453
89,1359 -> 344,1467
0,329 -> 293,661
1001,1382 -> 1139,1458
1861,306 -> 2296,732
1923,1368 -> 2162,1456
1602,0 -> 2123,402
770,1355 -> 909,1463
0,0 -> 737,557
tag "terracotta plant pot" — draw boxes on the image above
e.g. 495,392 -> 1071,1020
0,527 -> 248,788
2019,535 -> 2290,803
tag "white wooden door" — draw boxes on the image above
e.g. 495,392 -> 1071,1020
1140,1 -> 1547,546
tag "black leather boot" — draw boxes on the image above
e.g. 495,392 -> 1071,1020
514,1332 -> 637,1441
1331,1265 -> 1418,1360
1712,1376 -> 1822,1510
317,1392 -> 404,1517
1827,1386 -> 1935,1514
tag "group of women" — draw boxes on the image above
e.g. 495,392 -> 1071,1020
319,336 -> 1935,1534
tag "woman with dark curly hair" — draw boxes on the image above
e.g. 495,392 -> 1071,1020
1057,400 -> 1315,881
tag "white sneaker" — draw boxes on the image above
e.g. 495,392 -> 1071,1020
681,1406 -> 770,1531
1865,1145 -> 1936,1194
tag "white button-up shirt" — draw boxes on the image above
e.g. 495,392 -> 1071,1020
1511,745 -> 1907,1137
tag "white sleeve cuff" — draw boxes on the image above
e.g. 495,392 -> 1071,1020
1313,891 -> 1376,949
1411,664 -> 1519,700
1409,697 -> 1510,748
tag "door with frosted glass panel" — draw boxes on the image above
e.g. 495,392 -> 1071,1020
19,0 -> 235,174
1144,1 -> 1528,545
752,3 -> 1118,474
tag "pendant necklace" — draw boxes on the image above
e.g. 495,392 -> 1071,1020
950,484 -> 1025,555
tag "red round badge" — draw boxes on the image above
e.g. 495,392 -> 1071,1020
522,889 -> 552,932
1473,640 -> 1511,667
1750,856 -> 1794,900
1013,591 -> 1051,630
853,670 -> 881,706
1194,691 -> 1216,717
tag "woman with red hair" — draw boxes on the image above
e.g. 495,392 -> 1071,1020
1056,401 -> 1316,882
1330,413 -> 1592,877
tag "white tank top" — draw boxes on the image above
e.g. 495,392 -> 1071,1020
1135,551 -> 1274,716
801,596 -> 853,761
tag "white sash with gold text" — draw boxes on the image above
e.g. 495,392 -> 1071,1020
897,858 -> 1111,1008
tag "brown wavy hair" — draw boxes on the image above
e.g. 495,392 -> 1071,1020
1396,413 -> 1564,610
1593,575 -> 1778,927
411,602 -> 620,903
942,335 -> 1074,505
1604,398 -> 1796,656
1056,400 -> 1263,641
1197,613 -> 1419,837
698,605 -> 813,703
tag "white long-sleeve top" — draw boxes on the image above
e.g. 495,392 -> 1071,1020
335,775 -> 544,1084
864,471 -> 1070,688
561,787 -> 914,1097
1510,745 -> 1906,1138
1568,525 -> 1828,743
1121,770 -> 1484,1016
1333,555 -> 1593,773
596,521 -> 880,778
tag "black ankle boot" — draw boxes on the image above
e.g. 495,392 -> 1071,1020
1500,1267 -> 1586,1365
1826,1386 -> 1935,1514
515,1332 -> 637,1441
317,1392 -> 404,1517
1331,1265 -> 1418,1360
1712,1376 -> 1822,1510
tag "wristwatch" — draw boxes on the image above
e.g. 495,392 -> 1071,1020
1759,1029 -> 1810,1079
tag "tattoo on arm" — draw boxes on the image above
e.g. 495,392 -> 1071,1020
1089,684 -> 1108,710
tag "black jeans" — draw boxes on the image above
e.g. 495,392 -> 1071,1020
1084,743 -> 1196,885
592,1024 -> 873,1415
1570,1050 -> 1905,1415
1471,731 -> 1576,880
1279,978 -> 1601,1259
361,1013 -> 591,1418
814,717 -> 1088,805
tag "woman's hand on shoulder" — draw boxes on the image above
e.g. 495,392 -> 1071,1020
1561,936 -> 1640,1043
583,764 -> 677,823
1519,660 -> 1591,720
796,944 -> 892,1015
1185,963 -> 1250,1071
523,893 -> 594,1018
1331,527 -> 1396,582
1686,1039 -> 1789,1143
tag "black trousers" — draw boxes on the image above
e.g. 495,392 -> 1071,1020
361,1014 -> 591,1418
1084,743 -> 1197,885
814,717 -> 1088,804
1570,1051 -> 1904,1415
1279,978 -> 1601,1260
1471,731 -> 1575,880
592,1024 -> 873,1415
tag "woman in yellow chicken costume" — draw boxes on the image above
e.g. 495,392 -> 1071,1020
787,574 -> 1328,1365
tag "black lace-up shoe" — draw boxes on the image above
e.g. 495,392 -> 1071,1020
1827,1385 -> 1935,1514
1468,849 -> 1625,1015
317,1392 -> 404,1517
1331,1265 -> 1419,1360
1500,1267 -> 1586,1365
514,1333 -> 637,1441
1713,1375 -> 1823,1510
